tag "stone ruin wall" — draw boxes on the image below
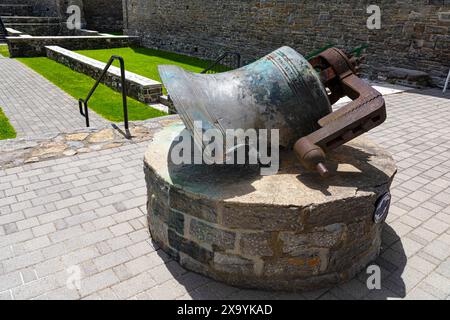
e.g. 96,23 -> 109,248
0,0 -> 60,16
1,0 -> 123,33
82,0 -> 124,33
124,0 -> 450,86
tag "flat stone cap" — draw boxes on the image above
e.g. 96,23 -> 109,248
144,119 -> 397,208
45,45 -> 162,89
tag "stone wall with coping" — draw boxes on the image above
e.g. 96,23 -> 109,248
124,0 -> 450,87
6,35 -> 139,57
45,45 -> 163,103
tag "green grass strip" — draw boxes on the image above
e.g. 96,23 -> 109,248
18,57 -> 166,122
0,45 -> 10,58
0,107 -> 16,140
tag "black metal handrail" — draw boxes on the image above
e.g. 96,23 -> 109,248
0,17 -> 8,41
79,55 -> 129,136
201,51 -> 241,74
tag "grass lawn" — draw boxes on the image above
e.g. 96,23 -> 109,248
18,57 -> 166,122
75,47 -> 226,93
0,107 -> 16,140
0,45 -> 10,58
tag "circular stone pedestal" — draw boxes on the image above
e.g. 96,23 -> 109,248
144,118 -> 397,291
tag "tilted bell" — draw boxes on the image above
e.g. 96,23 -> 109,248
158,46 -> 331,149
158,46 -> 387,176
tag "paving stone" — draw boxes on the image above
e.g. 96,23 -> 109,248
35,286 -> 81,300
423,240 -> 450,261
436,259 -> 450,278
109,222 -> 134,236
0,272 -> 22,292
0,291 -> 13,300
16,217 -> 39,231
3,249 -> 44,273
34,257 -> 65,278
93,248 -> 133,271
21,268 -> 38,284
408,255 -> 438,275
405,287 -> 437,300
124,252 -> 165,276
111,272 -> 156,299
127,241 -> 156,258
12,276 -> 61,300
78,270 -> 120,297
3,223 -> 18,235
422,218 -> 450,235
32,223 -> 57,237
421,273 -> 450,299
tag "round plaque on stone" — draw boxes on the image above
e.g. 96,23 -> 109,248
144,118 -> 397,291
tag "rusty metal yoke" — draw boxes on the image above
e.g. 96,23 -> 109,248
294,48 -> 387,176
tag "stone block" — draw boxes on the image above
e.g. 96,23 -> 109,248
279,223 -> 345,256
189,218 -> 236,251
213,252 -> 254,274
239,232 -> 274,257
263,248 -> 329,277
222,204 -> 304,232
169,188 -> 219,223
168,229 -> 213,265
168,209 -> 184,235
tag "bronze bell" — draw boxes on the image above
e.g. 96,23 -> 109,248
158,46 -> 386,176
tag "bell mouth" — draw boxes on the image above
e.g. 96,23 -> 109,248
158,65 -> 223,156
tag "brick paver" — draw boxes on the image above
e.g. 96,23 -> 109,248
0,88 -> 449,300
0,55 -> 106,138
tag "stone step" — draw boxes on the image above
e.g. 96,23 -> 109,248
5,27 -> 23,36
159,95 -> 171,106
7,35 -> 139,57
147,103 -> 169,114
3,23 -> 64,37
378,66 -> 433,88
45,45 -> 163,104
158,95 -> 176,114
1,16 -> 61,24
0,4 -> 33,17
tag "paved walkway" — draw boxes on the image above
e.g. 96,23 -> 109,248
0,89 -> 449,300
0,55 -> 106,138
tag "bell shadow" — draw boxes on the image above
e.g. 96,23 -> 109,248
295,144 -> 395,196
362,223 -> 407,300
166,130 -> 263,199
